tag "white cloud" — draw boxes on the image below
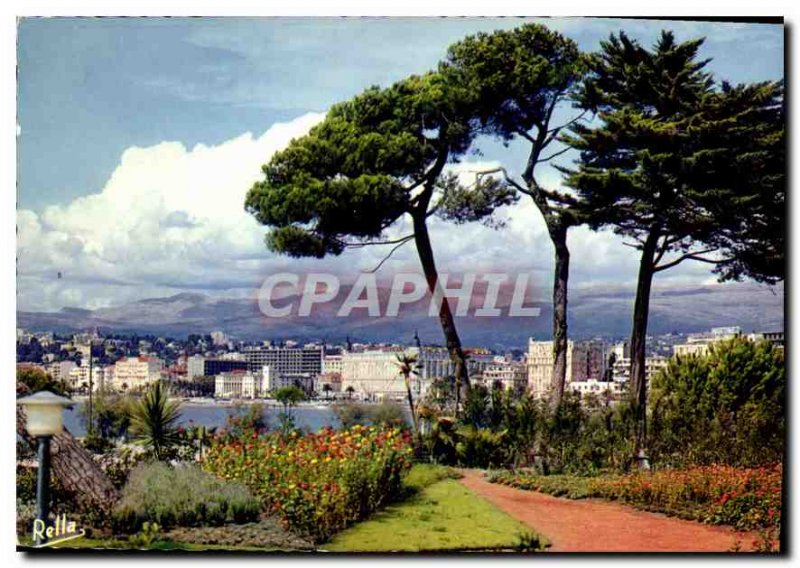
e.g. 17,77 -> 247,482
17,113 -> 325,311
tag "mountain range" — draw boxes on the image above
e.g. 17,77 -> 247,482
17,281 -> 784,350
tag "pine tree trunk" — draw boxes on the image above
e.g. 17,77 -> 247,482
551,227 -> 570,404
630,231 -> 660,453
412,210 -> 470,413
17,383 -> 119,513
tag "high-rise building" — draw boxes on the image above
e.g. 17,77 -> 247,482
187,355 -> 206,379
204,358 -> 249,376
244,346 -> 323,379
526,339 -> 607,399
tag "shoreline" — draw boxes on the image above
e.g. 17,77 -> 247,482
68,395 -> 367,409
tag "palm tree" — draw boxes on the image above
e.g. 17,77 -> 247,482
130,380 -> 182,460
345,386 -> 355,400
396,353 -> 421,436
322,383 -> 332,400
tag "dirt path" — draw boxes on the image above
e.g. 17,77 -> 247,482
459,470 -> 757,552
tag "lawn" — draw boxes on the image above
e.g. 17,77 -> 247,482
324,465 -> 547,552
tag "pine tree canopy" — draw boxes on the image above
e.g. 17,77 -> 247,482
245,72 -> 516,258
560,31 -> 784,283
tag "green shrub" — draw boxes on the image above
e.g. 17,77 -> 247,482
650,337 -> 785,467
332,401 -> 408,429
455,427 -> 507,468
332,402 -> 371,428
113,462 -> 259,532
370,401 -> 408,428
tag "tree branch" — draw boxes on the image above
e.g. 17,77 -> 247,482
468,166 -> 532,197
536,145 -> 572,164
547,108 -> 590,135
362,236 -> 415,273
343,234 -> 415,248
654,249 -> 720,272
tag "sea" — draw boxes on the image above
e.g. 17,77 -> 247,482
63,400 -> 342,437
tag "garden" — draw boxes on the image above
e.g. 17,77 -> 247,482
17,368 -> 547,552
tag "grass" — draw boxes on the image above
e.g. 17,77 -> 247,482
324,465 -> 547,552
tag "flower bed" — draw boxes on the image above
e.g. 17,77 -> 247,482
489,463 -> 782,532
202,425 -> 414,542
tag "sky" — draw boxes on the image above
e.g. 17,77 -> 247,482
16,17 -> 785,312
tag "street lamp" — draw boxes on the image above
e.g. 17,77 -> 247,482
17,391 -> 73,545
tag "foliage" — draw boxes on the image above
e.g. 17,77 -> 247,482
92,445 -> 149,489
17,367 -> 70,396
332,401 -> 372,428
331,401 -> 408,429
369,401 -> 408,428
489,463 -> 782,536
129,381 -> 182,460
325,475 -> 546,552
202,425 -> 413,542
129,521 -> 161,548
80,394 -> 132,450
563,30 -> 784,283
245,72 -> 512,258
454,426 -> 507,469
273,386 -> 307,436
395,352 -> 421,435
113,462 -> 259,532
219,403 -> 268,441
424,389 -> 634,473
273,385 -> 307,409
649,337 -> 785,467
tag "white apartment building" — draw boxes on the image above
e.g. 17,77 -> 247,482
568,379 -> 626,399
527,339 -> 607,399
187,355 -> 206,379
67,363 -> 105,392
323,354 -> 343,375
113,355 -> 164,391
673,326 -> 742,357
341,349 -> 410,399
216,366 -> 271,398
269,372 -> 315,395
479,360 -> 528,392
611,354 -> 669,390
215,370 -> 258,399
46,360 -> 77,384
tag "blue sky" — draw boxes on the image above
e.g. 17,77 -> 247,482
16,18 -> 784,311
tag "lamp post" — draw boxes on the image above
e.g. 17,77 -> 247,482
17,391 -> 73,546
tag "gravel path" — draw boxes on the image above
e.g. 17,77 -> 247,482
458,469 -> 758,553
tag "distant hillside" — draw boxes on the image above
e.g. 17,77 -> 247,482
18,282 -> 784,349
